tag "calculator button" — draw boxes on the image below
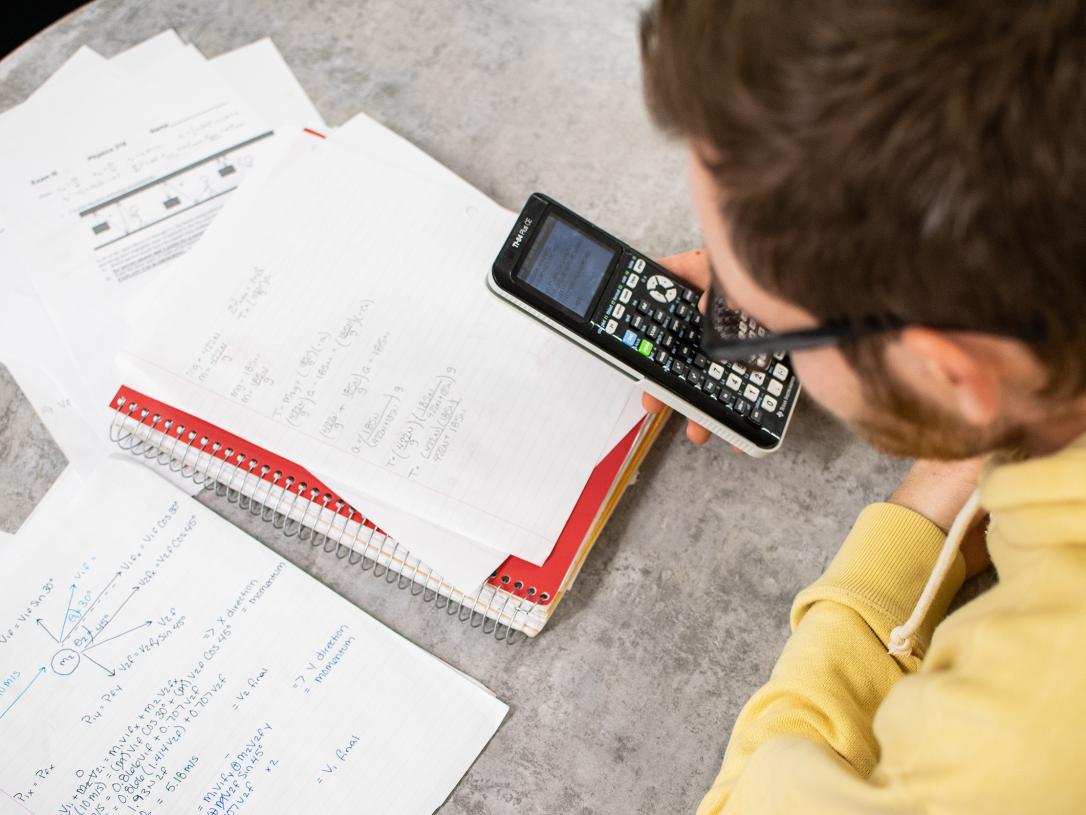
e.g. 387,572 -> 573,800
669,317 -> 684,333
720,389 -> 735,407
743,384 -> 761,402
679,344 -> 694,360
734,397 -> 751,416
653,308 -> 667,324
687,370 -> 704,387
708,362 -> 725,380
675,303 -> 691,320
704,380 -> 719,397
691,313 -> 702,326
611,303 -> 626,320
655,349 -> 670,366
605,319 -> 619,334
632,315 -> 648,331
645,274 -> 675,303
749,371 -> 766,386
638,339 -> 654,357
619,288 -> 633,303
725,373 -> 743,391
774,351 -> 786,361
767,379 -> 783,397
634,258 -> 646,272
661,333 -> 675,350
636,300 -> 651,316
693,353 -> 708,370
646,324 -> 661,340
748,407 -> 765,426
681,288 -> 698,304
626,272 -> 639,287
761,395 -> 778,413
671,362 -> 687,378
731,363 -> 747,375
772,362 -> 789,381
684,328 -> 700,344
622,329 -> 638,347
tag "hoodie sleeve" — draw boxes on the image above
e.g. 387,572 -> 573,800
697,502 -> 965,814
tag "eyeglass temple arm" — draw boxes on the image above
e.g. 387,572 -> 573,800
700,318 -> 906,362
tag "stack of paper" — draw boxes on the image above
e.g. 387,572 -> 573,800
0,31 -> 522,812
0,30 -> 646,601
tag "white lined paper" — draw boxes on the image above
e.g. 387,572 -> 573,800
0,457 -> 506,814
119,134 -> 635,567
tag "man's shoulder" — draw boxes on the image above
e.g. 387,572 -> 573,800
926,551 -> 1086,699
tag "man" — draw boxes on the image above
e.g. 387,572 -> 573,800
637,1 -> 1086,812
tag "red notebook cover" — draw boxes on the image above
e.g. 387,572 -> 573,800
109,385 -> 641,604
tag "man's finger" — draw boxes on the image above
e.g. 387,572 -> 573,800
686,422 -> 711,445
642,392 -> 712,445
642,392 -> 667,414
657,248 -> 712,290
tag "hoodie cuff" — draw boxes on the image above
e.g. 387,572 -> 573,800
791,503 -> 966,658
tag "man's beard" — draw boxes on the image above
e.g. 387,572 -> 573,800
849,365 -> 1026,460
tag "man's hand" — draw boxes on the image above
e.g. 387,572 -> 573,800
640,248 -> 715,444
889,457 -> 991,578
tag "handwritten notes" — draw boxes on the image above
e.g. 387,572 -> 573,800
0,459 -> 507,814
120,134 -> 637,570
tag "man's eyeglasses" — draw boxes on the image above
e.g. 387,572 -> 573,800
700,283 -> 925,372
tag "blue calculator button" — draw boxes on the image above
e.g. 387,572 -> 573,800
622,329 -> 638,347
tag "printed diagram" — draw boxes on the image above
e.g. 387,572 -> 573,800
79,130 -> 273,256
0,571 -> 149,722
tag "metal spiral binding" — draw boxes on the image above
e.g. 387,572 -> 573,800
109,396 -> 541,643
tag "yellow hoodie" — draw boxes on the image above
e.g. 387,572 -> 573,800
698,433 -> 1086,814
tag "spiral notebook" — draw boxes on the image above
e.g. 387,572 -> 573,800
101,128 -> 671,640
107,386 -> 667,641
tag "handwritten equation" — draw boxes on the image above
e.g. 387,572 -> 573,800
179,285 -> 471,484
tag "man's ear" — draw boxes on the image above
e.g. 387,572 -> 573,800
897,327 -> 1000,425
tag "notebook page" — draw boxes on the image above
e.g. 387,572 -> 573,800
119,134 -> 636,565
115,115 -> 636,590
0,457 -> 507,814
331,116 -> 649,456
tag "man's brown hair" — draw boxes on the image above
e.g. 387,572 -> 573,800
641,0 -> 1086,396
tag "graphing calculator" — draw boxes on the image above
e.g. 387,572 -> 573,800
488,193 -> 800,456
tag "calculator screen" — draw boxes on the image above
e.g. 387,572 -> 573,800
517,214 -> 616,319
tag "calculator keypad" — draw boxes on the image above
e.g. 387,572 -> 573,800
598,252 -> 795,438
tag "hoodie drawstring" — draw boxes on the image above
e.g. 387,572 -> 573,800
887,488 -> 984,658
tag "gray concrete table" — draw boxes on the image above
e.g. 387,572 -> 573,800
0,2 -> 914,811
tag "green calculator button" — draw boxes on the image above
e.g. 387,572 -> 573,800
638,339 -> 654,356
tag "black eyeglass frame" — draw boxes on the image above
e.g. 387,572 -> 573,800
700,311 -> 910,364
697,285 -> 1030,366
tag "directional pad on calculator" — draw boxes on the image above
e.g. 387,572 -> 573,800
646,274 -> 677,303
